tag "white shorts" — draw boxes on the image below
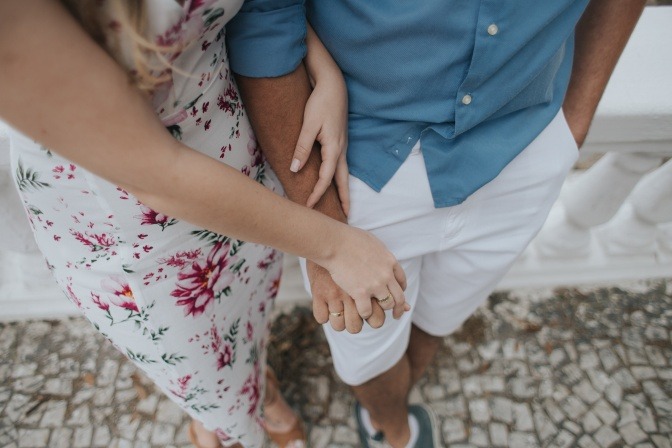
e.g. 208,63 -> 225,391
301,110 -> 579,386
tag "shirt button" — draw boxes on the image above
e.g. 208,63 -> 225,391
462,94 -> 472,105
487,24 -> 499,36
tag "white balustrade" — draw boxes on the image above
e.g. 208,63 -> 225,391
1,7 -> 671,320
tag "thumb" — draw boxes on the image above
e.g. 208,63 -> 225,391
292,116 -> 320,172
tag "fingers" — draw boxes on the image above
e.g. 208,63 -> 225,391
306,146 -> 338,208
353,291 -> 373,321
327,304 -> 346,332
312,295 -> 330,325
343,297 -> 364,334
335,152 -> 350,216
366,299 -> 386,329
387,281 -> 408,320
393,262 -> 407,291
292,115 -> 319,173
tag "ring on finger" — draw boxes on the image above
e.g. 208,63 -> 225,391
329,311 -> 344,318
375,291 -> 393,304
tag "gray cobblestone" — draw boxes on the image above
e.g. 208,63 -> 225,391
1,279 -> 670,447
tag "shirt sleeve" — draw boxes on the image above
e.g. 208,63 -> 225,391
226,0 -> 307,78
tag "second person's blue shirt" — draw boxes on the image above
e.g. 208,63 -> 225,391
227,0 -> 589,207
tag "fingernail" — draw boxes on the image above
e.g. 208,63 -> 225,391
290,158 -> 301,172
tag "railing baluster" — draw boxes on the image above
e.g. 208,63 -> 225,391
600,158 -> 672,255
536,152 -> 664,257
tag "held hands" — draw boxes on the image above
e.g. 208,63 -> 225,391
314,227 -> 410,332
307,260 -> 387,333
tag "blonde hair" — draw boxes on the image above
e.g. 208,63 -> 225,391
61,0 -> 177,92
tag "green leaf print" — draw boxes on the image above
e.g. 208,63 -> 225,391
224,318 -> 240,344
183,93 -> 204,110
230,259 -> 246,274
27,205 -> 43,216
39,146 -> 53,157
166,124 -> 183,141
161,353 -> 187,366
203,8 -> 225,27
15,160 -> 51,192
190,229 -> 229,245
126,348 -> 158,364
229,240 -> 245,256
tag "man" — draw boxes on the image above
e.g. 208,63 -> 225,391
227,1 -> 646,446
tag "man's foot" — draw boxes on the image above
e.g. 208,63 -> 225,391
354,402 -> 438,448
408,404 -> 439,448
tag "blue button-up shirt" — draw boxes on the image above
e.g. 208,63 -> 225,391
227,0 -> 588,207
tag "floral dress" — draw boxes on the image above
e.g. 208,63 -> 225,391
9,0 -> 282,445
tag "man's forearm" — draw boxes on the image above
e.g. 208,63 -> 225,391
563,0 -> 646,146
234,66 -> 347,223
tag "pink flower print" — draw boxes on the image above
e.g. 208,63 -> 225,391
246,321 -> 254,341
187,0 -> 207,13
217,94 -> 235,116
136,205 -> 177,230
102,275 -> 139,312
159,249 -> 202,269
65,280 -> 82,309
70,230 -> 117,252
216,342 -> 233,370
204,119 -> 211,131
170,242 -> 234,317
91,292 -> 110,312
169,374 -> 192,400
239,365 -> 261,416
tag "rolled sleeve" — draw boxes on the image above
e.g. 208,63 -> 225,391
226,0 -> 307,78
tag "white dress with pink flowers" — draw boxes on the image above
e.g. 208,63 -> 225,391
9,0 -> 282,445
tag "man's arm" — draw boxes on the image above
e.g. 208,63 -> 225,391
234,67 -> 388,334
563,0 -> 647,147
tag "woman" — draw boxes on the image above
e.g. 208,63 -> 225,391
0,1 -> 407,447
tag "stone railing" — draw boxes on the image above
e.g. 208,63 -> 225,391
0,7 -> 670,320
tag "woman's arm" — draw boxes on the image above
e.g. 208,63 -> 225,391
0,0 -> 404,319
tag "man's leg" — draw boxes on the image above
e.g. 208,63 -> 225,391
352,354 -> 413,447
407,324 -> 442,384
352,325 -> 441,448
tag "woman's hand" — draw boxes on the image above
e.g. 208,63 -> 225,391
318,226 -> 409,321
291,25 -> 350,215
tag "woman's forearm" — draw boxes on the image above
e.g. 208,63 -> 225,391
0,0 -> 343,266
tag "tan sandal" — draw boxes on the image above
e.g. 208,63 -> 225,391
264,369 -> 308,448
188,421 -> 222,448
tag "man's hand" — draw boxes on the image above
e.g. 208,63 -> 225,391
307,260 -> 386,333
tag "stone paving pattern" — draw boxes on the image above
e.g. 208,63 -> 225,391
1,279 -> 671,447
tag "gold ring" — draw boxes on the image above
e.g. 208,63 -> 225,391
329,311 -> 343,317
376,294 -> 393,304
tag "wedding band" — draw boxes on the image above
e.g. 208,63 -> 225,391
329,311 -> 343,317
376,294 -> 393,304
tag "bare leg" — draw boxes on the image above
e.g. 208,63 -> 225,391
352,325 -> 442,448
407,325 -> 442,384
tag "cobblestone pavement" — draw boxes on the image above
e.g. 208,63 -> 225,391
1,279 -> 671,448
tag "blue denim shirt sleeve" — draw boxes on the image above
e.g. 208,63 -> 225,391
226,0 -> 307,77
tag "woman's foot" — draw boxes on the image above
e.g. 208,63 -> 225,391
188,420 -> 222,448
264,369 -> 307,448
